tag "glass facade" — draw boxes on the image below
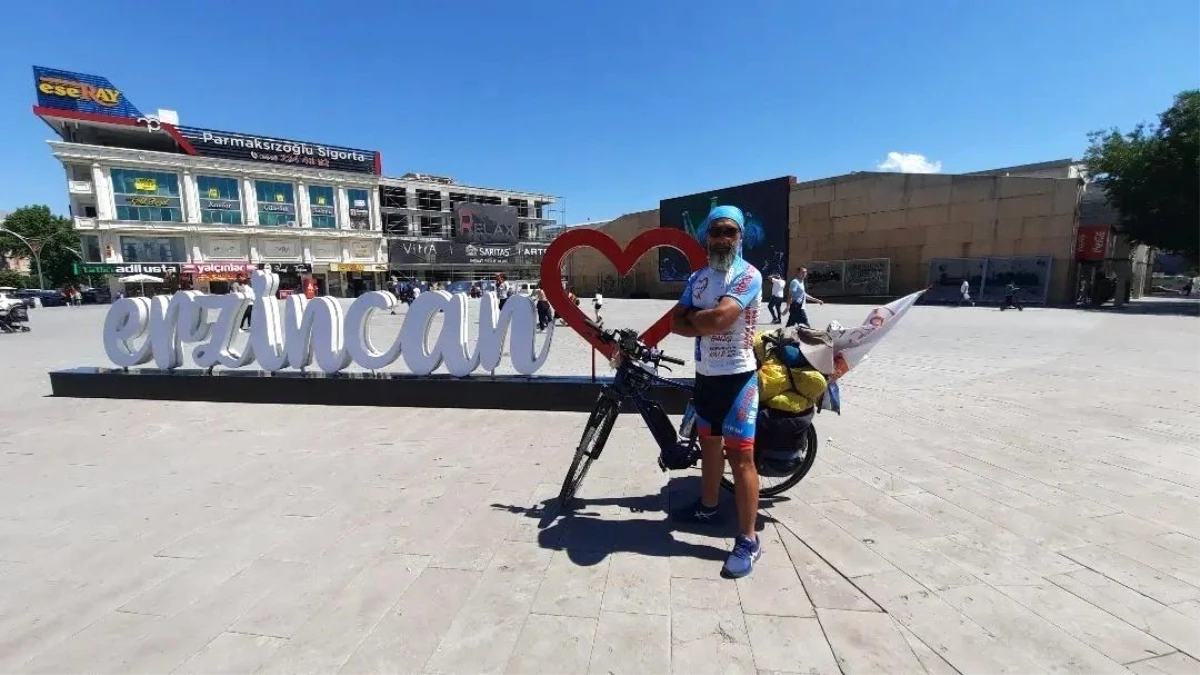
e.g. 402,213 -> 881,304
196,175 -> 243,225
111,168 -> 183,222
347,188 -> 371,230
255,180 -> 296,226
80,235 -> 102,262
308,185 -> 336,228
121,235 -> 187,262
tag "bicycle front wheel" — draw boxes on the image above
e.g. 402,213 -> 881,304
558,395 -> 620,508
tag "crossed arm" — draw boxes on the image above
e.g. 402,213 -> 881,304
670,297 -> 744,338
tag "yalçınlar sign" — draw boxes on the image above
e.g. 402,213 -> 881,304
102,270 -> 553,377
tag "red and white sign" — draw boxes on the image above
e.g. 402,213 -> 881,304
1075,226 -> 1111,261
182,262 -> 253,280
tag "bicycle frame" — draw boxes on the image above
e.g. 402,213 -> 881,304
598,357 -> 700,461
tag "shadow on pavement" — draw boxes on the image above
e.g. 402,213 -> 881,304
490,475 -> 778,567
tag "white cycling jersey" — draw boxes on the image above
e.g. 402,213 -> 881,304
681,258 -> 762,376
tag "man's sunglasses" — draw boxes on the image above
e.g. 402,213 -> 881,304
707,226 -> 739,238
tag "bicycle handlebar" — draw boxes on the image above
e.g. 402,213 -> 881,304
586,320 -> 685,368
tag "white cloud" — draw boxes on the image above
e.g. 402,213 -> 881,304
876,152 -> 943,174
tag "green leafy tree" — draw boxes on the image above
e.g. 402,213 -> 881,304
0,270 -> 35,289
0,205 -> 81,288
1084,90 -> 1200,264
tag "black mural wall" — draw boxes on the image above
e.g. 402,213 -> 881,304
658,176 -> 792,282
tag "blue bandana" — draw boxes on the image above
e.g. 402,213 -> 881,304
702,205 -> 746,258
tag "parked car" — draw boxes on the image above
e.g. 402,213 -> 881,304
0,289 -> 24,312
6,289 -> 39,309
1,287 -> 35,309
82,287 -> 112,304
33,290 -> 68,307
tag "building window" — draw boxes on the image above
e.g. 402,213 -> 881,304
419,215 -> 443,237
347,188 -> 371,230
120,235 -> 186,263
196,175 -> 243,225
80,235 -> 102,262
509,198 -> 530,217
380,186 -> 407,209
384,213 -> 409,235
111,168 -> 183,222
416,189 -> 443,211
308,185 -> 336,228
67,164 -> 91,182
255,181 -> 296,226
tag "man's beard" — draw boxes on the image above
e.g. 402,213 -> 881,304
708,244 -> 736,272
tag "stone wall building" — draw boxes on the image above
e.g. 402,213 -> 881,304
564,160 -> 1146,306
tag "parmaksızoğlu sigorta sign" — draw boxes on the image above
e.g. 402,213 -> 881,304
102,269 -> 553,377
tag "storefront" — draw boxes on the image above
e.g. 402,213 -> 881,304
257,262 -> 312,296
73,262 -> 182,297
328,263 -> 387,298
180,262 -> 253,293
386,239 -> 549,284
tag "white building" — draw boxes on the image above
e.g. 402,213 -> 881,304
30,65 -> 557,297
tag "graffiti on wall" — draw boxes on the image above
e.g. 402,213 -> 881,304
981,256 -> 1053,304
926,256 -> 1052,304
803,259 -> 891,296
805,261 -> 844,296
926,258 -> 988,303
659,177 -> 792,281
843,259 -> 891,296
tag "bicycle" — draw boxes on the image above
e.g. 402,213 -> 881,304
558,322 -> 819,508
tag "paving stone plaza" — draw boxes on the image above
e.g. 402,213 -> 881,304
1,297 -> 1198,674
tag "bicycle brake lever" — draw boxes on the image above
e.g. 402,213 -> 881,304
657,363 -> 673,372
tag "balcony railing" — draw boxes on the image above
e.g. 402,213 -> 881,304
68,180 -> 93,195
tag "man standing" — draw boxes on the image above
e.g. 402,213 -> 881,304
959,279 -> 974,307
495,273 -> 510,309
1003,282 -> 1023,311
766,274 -> 785,323
785,266 -> 824,327
670,205 -> 764,578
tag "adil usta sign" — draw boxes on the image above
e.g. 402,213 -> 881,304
102,270 -> 553,376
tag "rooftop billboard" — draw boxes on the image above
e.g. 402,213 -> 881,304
32,66 -> 381,175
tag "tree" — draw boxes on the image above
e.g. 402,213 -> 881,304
0,270 -> 35,289
1084,90 -> 1200,264
0,205 -> 81,288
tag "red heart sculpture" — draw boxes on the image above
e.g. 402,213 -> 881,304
539,227 -> 709,358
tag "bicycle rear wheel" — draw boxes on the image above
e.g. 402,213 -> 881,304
558,395 -> 620,508
721,423 -> 819,497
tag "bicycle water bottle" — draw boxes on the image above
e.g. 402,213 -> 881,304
679,402 -> 697,438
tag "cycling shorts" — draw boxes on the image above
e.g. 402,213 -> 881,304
693,370 -> 759,451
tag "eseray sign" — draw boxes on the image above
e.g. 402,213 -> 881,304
102,270 -> 554,377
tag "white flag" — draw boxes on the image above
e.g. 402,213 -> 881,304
827,289 -> 925,380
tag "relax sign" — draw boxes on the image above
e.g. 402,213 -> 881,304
102,270 -> 553,377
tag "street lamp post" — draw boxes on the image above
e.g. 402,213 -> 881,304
0,226 -> 46,289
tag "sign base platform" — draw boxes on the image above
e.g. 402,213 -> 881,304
48,368 -> 694,414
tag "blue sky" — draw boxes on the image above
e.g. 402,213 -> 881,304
1,0 -> 1196,224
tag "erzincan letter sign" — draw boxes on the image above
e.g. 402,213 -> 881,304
102,270 -> 554,377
